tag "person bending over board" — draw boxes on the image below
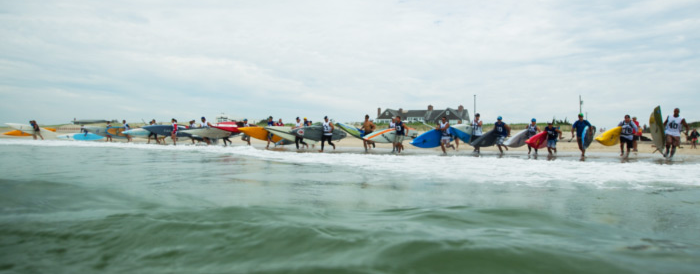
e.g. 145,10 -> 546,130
241,119 -> 252,146
394,116 -> 407,154
663,108 -> 689,158
571,113 -> 592,157
147,120 -> 160,144
618,115 -> 638,158
123,120 -> 132,143
30,120 -> 43,140
294,117 -> 308,149
105,121 -> 113,142
472,114 -> 483,153
200,117 -> 212,145
494,116 -> 511,154
545,122 -> 563,155
170,118 -> 178,146
362,114 -> 376,152
437,116 -> 452,155
319,116 -> 336,152
526,118 -> 540,155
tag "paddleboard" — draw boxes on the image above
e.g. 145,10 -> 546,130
451,124 -> 473,143
582,125 -> 595,150
291,126 -> 347,142
238,127 -> 293,145
122,128 -> 150,138
410,129 -> 452,148
57,133 -> 104,141
106,127 -> 128,138
3,128 -> 56,136
84,126 -> 127,138
470,129 -> 497,147
363,127 -> 417,143
503,130 -> 529,148
649,106 -> 665,155
142,125 -> 191,137
336,122 -> 365,140
524,131 -> 547,149
181,127 -> 232,139
212,122 -> 241,134
266,126 -> 318,145
5,123 -> 57,139
595,127 -> 621,146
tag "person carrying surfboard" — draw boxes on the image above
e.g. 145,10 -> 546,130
618,115 -> 638,157
147,120 -> 160,144
200,117 -> 212,145
571,113 -> 592,157
123,120 -> 132,143
394,116 -> 407,154
437,116 -> 453,154
319,116 -> 336,152
389,117 -> 397,152
293,117 -> 309,149
494,116 -> 511,154
545,122 -> 563,155
30,120 -> 44,140
266,116 -> 275,149
105,121 -> 113,142
361,114 -> 376,152
526,118 -> 541,155
241,119 -> 252,146
663,108 -> 690,158
690,129 -> 699,149
472,114 -> 483,153
170,118 -> 178,146
632,116 -> 642,152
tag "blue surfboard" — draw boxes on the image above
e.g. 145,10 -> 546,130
410,129 -> 453,148
450,126 -> 471,143
582,125 -> 595,149
57,133 -> 104,141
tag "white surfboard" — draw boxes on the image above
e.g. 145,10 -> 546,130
6,123 -> 57,139
504,130 -> 529,148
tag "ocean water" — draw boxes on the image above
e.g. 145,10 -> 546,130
0,139 -> 699,274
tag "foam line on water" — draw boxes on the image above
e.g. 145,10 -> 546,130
2,139 -> 699,190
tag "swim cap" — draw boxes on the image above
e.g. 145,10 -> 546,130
304,117 -> 307,120
201,117 -> 205,120
531,118 -> 536,122
578,113 -> 584,117
243,118 -> 248,121
497,116 -> 502,120
324,116 -> 328,119
475,113 -> 480,116
547,121 -> 553,124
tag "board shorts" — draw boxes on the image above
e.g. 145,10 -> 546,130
394,135 -> 405,143
441,136 -> 450,144
620,137 -> 633,149
547,140 -> 557,148
496,136 -> 506,145
666,135 -> 680,146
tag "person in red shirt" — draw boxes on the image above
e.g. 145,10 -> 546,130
632,116 -> 641,152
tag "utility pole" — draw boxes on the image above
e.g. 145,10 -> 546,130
473,94 -> 476,119
579,95 -> 583,114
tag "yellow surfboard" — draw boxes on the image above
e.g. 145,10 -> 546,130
594,126 -> 621,146
238,127 -> 286,143
3,128 -> 56,136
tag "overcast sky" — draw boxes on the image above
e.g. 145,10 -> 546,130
1,0 -> 698,128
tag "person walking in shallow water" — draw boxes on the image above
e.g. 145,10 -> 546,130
618,115 -> 638,158
544,122 -> 563,155
30,120 -> 43,140
123,120 -> 132,143
437,116 -> 452,154
571,113 -> 592,157
690,128 -> 699,149
494,116 -> 511,154
526,118 -> 540,155
472,114 -> 483,153
105,121 -> 113,142
170,118 -> 178,146
663,108 -> 689,158
319,116 -> 336,152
